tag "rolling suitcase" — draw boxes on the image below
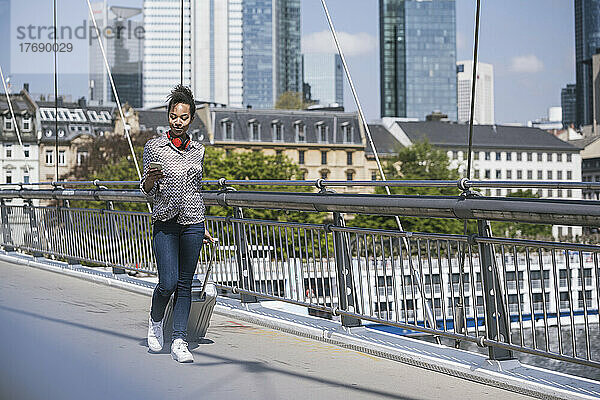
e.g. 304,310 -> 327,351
163,241 -> 218,341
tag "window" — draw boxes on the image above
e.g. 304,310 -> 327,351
58,150 -> 66,166
320,169 -> 329,179
527,170 -> 532,180
495,170 -> 501,179
516,152 -> 522,161
536,153 -> 543,162
567,153 -> 572,162
567,171 -> 572,180
221,119 -> 234,140
484,169 -> 491,179
45,150 -> 54,165
248,120 -> 260,141
567,189 -> 572,198
537,170 -> 543,180
341,123 -> 353,143
271,121 -> 283,142
557,170 -> 563,180
558,153 -> 564,162
347,152 -> 353,165
557,189 -> 563,198
506,152 -> 512,161
474,152 -> 479,160
346,170 -> 354,181
294,121 -> 305,142
496,189 -> 502,196
23,174 -> 29,184
474,170 -> 480,179
484,151 -> 491,160
298,150 -> 305,165
495,152 -> 502,161
517,170 -> 522,179
547,152 -> 553,162
547,170 -> 553,180
23,144 -> 30,158
506,170 -> 512,179
527,152 -> 533,162
547,189 -> 553,197
5,144 -> 12,158
316,122 -> 328,143
22,117 -> 32,132
452,150 -> 458,159
321,151 -> 327,165
371,170 -> 378,181
77,151 -> 88,166
3,116 -> 12,131
5,170 -> 11,184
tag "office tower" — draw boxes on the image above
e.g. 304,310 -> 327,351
575,0 -> 600,127
561,84 -> 577,128
192,1 -> 233,105
143,0 -> 192,108
379,0 -> 457,120
303,53 -> 343,106
457,61 -> 494,125
242,0 -> 301,109
89,2 -> 144,107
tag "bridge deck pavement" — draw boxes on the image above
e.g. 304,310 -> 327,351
0,260 -> 536,400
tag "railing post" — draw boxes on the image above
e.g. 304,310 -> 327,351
0,199 -> 14,251
477,219 -> 513,361
233,206 -> 257,303
107,201 -> 126,275
24,199 -> 43,257
332,212 -> 361,327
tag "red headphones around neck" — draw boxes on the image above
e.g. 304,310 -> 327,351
167,130 -> 190,150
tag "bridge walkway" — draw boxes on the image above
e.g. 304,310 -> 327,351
0,260 -> 537,400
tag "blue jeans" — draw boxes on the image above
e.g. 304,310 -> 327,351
150,216 -> 205,341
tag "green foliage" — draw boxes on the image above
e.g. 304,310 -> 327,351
491,189 -> 553,239
350,140 -> 469,234
203,147 -> 326,225
274,91 -> 309,110
72,141 -> 326,225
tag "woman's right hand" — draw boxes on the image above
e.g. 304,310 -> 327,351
143,167 -> 165,192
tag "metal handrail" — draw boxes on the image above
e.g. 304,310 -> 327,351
2,186 -> 600,226
0,178 -> 600,190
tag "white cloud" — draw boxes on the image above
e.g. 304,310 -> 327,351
509,55 -> 544,73
302,30 -> 377,57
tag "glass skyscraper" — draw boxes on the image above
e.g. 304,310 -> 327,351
379,0 -> 457,120
90,3 -> 144,107
561,83 -> 577,128
242,0 -> 301,109
575,0 -> 600,127
303,53 -> 343,106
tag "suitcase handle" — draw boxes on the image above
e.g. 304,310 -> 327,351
198,238 -> 218,301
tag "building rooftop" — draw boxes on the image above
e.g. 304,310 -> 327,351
396,121 -> 580,151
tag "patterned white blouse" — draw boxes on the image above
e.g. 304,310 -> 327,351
140,133 -> 206,224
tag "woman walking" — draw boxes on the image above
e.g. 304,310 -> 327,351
140,84 -> 213,363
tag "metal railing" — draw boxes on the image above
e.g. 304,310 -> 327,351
0,181 -> 599,370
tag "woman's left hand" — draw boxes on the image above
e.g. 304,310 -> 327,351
204,230 -> 215,244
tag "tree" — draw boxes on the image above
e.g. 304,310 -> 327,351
491,190 -> 553,239
275,91 -> 309,110
350,140 -> 468,234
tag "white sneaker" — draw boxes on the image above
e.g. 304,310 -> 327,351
171,339 -> 194,363
147,316 -> 164,352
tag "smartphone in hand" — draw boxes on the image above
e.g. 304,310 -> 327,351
149,162 -> 163,171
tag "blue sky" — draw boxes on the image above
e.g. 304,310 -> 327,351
2,0 -> 575,124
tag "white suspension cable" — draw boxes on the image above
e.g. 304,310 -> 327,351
85,0 -> 142,181
0,65 -> 30,174
319,0 -> 402,231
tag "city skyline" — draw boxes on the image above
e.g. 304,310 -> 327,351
3,0 -> 577,124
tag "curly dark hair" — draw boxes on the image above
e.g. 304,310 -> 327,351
166,84 -> 196,119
